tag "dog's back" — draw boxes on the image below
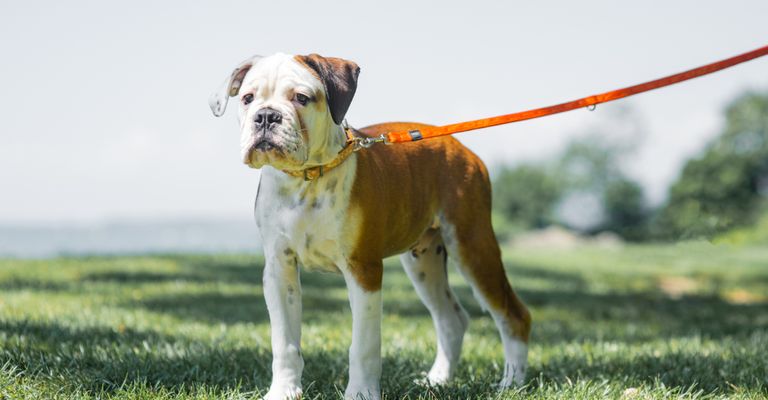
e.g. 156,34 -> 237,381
352,122 -> 493,259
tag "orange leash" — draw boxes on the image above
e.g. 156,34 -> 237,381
382,44 -> 768,144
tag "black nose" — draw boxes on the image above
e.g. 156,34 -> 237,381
254,107 -> 282,130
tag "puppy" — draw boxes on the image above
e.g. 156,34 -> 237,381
210,53 -> 531,400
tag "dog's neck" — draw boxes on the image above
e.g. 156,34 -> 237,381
305,124 -> 349,167
259,124 -> 357,202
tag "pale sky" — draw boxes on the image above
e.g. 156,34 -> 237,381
1,1 -> 767,224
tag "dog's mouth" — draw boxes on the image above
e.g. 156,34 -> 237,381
253,139 -> 280,152
243,139 -> 288,166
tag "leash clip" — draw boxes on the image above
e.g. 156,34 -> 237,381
342,120 -> 389,150
353,134 -> 388,151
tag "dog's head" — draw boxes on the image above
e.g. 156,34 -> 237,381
209,53 -> 360,171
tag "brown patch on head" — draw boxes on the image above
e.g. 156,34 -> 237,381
294,54 -> 360,125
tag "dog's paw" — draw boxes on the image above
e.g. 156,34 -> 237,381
413,358 -> 454,387
344,385 -> 381,400
413,370 -> 450,387
497,361 -> 527,389
262,385 -> 302,400
426,362 -> 453,385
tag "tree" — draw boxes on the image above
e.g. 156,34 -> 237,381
492,107 -> 652,240
492,164 -> 562,230
655,91 -> 768,239
554,134 -> 650,238
600,178 -> 648,240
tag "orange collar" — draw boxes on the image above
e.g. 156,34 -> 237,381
282,129 -> 358,181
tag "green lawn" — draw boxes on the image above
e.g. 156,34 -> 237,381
1,243 -> 767,399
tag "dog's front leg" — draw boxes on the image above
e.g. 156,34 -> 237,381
342,263 -> 383,400
262,251 -> 303,400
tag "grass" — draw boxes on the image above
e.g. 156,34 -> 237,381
0,242 -> 767,399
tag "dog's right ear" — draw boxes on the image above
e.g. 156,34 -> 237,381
208,55 -> 262,117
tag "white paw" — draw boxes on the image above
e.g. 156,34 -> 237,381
497,360 -> 527,389
263,385 -> 302,400
344,385 -> 381,400
425,363 -> 452,386
413,366 -> 451,387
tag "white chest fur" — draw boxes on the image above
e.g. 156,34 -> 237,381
254,158 -> 358,273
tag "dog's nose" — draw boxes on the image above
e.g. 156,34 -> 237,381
254,107 -> 282,130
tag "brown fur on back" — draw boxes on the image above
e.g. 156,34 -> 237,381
346,122 -> 492,290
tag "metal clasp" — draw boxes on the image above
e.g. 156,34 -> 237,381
353,134 -> 388,151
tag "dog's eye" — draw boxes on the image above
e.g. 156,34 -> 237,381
242,93 -> 254,105
295,93 -> 310,106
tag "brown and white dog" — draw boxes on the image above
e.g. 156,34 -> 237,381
209,53 -> 531,400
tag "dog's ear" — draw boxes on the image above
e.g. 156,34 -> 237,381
295,54 -> 360,125
209,55 -> 262,117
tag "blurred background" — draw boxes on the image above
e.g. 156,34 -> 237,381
1,1 -> 767,256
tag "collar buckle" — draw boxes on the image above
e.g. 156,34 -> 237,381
303,165 -> 324,181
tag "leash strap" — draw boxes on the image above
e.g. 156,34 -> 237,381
384,44 -> 768,144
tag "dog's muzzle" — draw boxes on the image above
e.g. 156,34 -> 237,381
247,107 -> 286,156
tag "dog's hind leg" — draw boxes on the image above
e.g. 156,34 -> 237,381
439,208 -> 532,387
436,157 -> 532,388
400,227 -> 469,385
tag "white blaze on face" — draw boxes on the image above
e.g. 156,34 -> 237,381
236,53 -> 340,171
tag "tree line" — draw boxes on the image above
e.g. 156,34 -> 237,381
491,90 -> 768,242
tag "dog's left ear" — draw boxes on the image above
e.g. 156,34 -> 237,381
209,55 -> 262,117
295,54 -> 360,125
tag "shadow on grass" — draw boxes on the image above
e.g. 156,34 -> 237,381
100,255 -> 767,345
527,343 -> 768,393
0,319 -> 272,394
81,271 -> 212,284
1,318 -> 764,398
0,278 -> 71,292
6,254 -> 765,396
0,318 -> 494,398
136,289 -> 350,325
519,287 -> 768,344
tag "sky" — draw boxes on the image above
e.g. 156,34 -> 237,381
1,1 -> 767,225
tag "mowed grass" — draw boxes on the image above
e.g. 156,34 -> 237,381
0,243 -> 767,399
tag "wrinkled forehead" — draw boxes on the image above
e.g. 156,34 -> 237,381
242,53 -> 323,93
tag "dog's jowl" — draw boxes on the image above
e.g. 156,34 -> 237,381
210,52 -> 531,400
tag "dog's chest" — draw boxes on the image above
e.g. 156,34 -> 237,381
255,166 -> 356,272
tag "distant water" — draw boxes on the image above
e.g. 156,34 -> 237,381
0,218 -> 262,258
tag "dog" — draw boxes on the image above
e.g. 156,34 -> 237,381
209,53 -> 531,400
